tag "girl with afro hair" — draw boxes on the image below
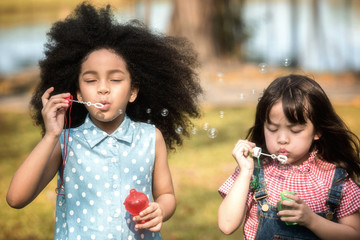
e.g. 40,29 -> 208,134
7,2 -> 202,239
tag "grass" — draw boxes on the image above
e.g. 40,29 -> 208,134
1,104 -> 359,239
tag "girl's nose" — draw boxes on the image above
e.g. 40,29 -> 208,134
277,132 -> 289,145
97,81 -> 110,94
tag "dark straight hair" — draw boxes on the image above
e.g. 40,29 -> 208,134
247,74 -> 360,183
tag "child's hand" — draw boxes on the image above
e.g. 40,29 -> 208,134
232,139 -> 256,171
41,87 -> 70,137
277,193 -> 316,227
134,202 -> 164,232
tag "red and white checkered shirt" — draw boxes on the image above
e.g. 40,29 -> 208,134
218,151 -> 360,240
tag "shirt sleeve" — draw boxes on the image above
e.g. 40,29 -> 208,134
218,167 -> 256,218
338,177 -> 360,219
218,167 -> 241,198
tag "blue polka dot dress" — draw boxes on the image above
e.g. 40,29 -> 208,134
55,114 -> 161,240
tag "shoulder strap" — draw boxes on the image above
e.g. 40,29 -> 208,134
253,161 -> 268,203
325,167 -> 346,220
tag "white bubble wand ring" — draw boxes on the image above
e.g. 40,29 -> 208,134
252,147 -> 288,164
70,99 -> 104,109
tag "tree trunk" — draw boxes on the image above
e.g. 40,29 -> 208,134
168,0 -> 215,62
168,0 -> 246,62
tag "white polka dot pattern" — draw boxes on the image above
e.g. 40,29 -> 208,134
55,115 -> 161,239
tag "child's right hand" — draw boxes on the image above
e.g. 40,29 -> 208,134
41,87 -> 70,137
232,139 -> 256,171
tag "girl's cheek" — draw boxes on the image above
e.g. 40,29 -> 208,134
265,139 -> 277,153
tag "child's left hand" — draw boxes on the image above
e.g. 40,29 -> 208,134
133,202 -> 164,232
277,193 -> 316,227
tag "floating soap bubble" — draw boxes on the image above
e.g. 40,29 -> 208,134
239,93 -> 244,100
207,128 -> 218,139
175,126 -> 183,134
219,111 -> 224,119
146,108 -> 151,114
161,108 -> 169,117
191,127 -> 197,135
203,122 -> 209,131
258,63 -> 268,73
147,119 -> 152,124
283,58 -> 291,67
119,109 -> 123,114
217,72 -> 224,83
252,89 -> 256,95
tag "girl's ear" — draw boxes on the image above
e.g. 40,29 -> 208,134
129,86 -> 139,103
314,131 -> 321,141
76,90 -> 82,101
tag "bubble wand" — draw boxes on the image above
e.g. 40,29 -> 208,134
250,147 -> 288,189
67,98 -> 104,109
252,147 -> 288,164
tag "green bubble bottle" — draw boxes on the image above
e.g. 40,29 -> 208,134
277,190 -> 297,225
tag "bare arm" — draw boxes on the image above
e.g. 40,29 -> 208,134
6,135 -> 62,208
309,212 -> 360,239
6,87 -> 70,208
218,140 -> 255,234
134,128 -> 176,232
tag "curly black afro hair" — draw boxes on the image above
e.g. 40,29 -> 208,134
30,2 -> 203,150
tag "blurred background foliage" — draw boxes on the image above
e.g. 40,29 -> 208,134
1,0 -> 360,239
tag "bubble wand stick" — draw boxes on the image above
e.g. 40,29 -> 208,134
252,147 -> 288,163
68,99 -> 104,109
250,147 -> 288,189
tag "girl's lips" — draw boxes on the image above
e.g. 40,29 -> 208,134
278,150 -> 289,156
99,102 -> 110,110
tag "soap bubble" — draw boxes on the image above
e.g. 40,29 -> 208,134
282,58 -> 291,67
258,63 -> 268,73
219,111 -> 224,119
147,119 -> 152,124
207,128 -> 218,139
146,108 -> 151,114
161,108 -> 169,117
239,93 -> 244,100
191,127 -> 197,135
119,109 -> 123,114
175,126 -> 183,134
203,122 -> 209,131
217,72 -> 224,83
252,89 -> 256,95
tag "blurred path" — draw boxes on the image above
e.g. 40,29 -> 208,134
200,62 -> 360,106
1,63 -> 360,112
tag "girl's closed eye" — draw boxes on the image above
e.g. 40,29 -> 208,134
84,79 -> 97,83
267,127 -> 278,132
290,125 -> 305,134
265,124 -> 278,132
290,128 -> 303,134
